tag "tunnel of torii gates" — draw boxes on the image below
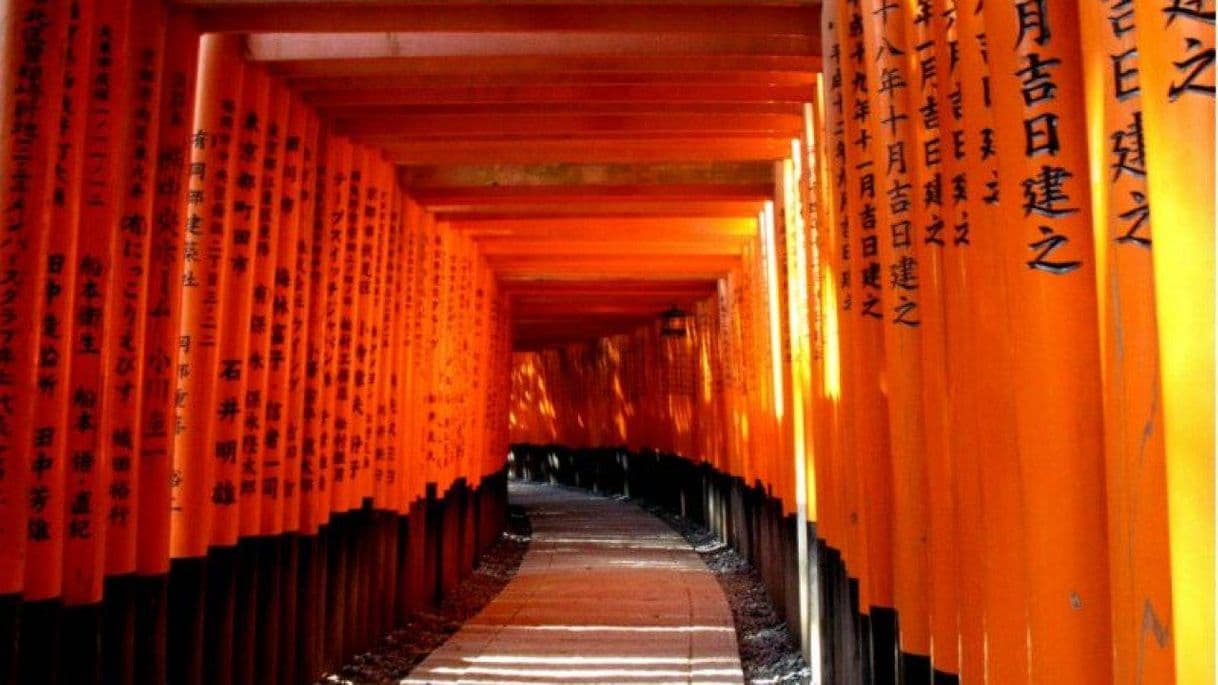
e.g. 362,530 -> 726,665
0,0 -> 1212,683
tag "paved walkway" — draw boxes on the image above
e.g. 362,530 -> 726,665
403,481 -> 745,684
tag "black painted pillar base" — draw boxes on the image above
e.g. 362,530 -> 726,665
61,602 -> 103,684
134,574 -> 169,685
167,556 -> 206,685
901,652 -> 933,685
20,598 -> 63,685
102,574 -> 138,685
0,594 -> 17,684
870,605 -> 899,685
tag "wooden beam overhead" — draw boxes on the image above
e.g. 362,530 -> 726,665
246,32 -> 817,60
176,2 -> 799,346
447,216 -> 757,236
513,305 -> 684,317
408,184 -> 772,201
191,4 -> 819,36
306,84 -> 814,108
502,277 -> 716,291
510,295 -> 714,308
489,253 -> 739,272
292,72 -> 818,93
476,239 -> 745,256
320,103 -> 805,119
382,137 -> 792,164
399,162 -> 773,189
432,206 -> 764,221
334,113 -> 803,139
269,54 -> 818,78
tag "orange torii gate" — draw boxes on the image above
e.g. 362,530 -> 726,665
0,2 -> 1211,684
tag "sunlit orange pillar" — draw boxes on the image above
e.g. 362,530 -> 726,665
804,96 -> 835,556
930,1 -> 983,680
819,0 -> 863,589
859,0 -> 932,667
1077,2 -> 1178,681
1132,1 -> 1216,681
983,1 -> 1114,680
951,4 -> 1034,681
834,0 -> 896,661
905,1 -> 958,677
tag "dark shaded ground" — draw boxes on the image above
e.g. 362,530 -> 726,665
637,497 -> 812,684
320,483 -> 808,684
316,505 -> 532,685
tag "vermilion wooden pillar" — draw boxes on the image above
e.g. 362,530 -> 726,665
859,0 -> 932,669
239,78 -> 286,540
63,0 -> 136,608
332,145 -> 361,513
1077,2 -> 1177,682
0,0 -> 71,609
283,109 -> 320,536
983,1 -> 1114,681
147,13 -> 202,685
317,136 -> 352,532
262,96 -> 303,539
23,0 -> 95,606
905,3 -> 958,678
211,65 -> 268,549
171,33 -> 244,562
105,0 -> 170,582
951,5 -> 1035,682
300,127 -> 336,536
139,7 -> 198,580
818,0 -> 862,589
834,0 -> 896,669
1132,1 -> 1216,681
929,0 -> 975,680
371,167 -> 399,510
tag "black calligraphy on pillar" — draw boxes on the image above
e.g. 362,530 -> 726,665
1106,2 -> 1154,250
871,0 -> 919,326
1163,0 -> 1215,100
1012,3 -> 1084,275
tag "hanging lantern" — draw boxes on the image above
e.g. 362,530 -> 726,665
660,305 -> 688,338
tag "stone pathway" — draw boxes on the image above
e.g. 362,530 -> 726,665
402,481 -> 745,684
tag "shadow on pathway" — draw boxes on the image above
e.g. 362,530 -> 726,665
402,481 -> 745,684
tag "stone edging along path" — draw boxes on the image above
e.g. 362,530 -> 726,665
403,481 -> 746,684
322,480 -> 807,684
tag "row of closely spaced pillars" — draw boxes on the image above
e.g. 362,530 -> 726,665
0,3 -> 513,683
